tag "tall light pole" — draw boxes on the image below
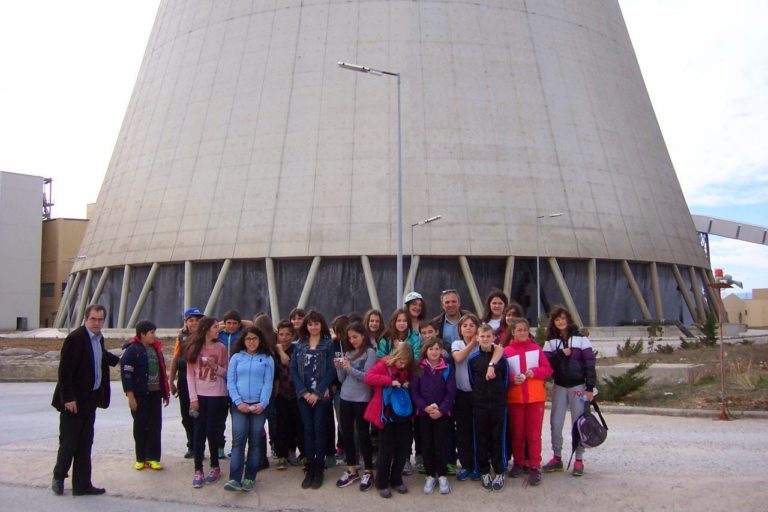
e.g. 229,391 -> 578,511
536,213 -> 563,320
410,215 -> 442,262
338,61 -> 404,307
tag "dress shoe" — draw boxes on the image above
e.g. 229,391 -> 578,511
72,485 -> 106,496
51,478 -> 64,495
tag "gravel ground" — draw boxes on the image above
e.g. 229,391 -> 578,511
0,382 -> 765,512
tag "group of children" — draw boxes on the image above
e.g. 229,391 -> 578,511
118,290 -> 597,498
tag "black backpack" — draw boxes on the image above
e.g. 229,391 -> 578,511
568,399 -> 608,467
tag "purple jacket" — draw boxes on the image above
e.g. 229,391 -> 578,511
410,357 -> 456,417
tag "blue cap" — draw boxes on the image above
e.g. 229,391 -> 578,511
183,307 -> 204,319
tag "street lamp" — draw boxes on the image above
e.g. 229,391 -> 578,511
338,61 -> 404,307
410,215 -> 442,262
535,213 -> 563,320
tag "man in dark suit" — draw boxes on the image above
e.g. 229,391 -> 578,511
51,304 -> 120,496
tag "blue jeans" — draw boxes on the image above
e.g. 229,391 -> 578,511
297,398 -> 330,467
229,405 -> 268,482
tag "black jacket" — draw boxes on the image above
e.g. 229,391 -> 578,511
51,326 -> 120,411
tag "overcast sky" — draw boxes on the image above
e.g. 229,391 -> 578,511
0,1 -> 765,293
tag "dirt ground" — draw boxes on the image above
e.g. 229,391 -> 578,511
599,342 -> 768,411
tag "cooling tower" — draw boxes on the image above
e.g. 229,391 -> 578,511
59,0 -> 714,328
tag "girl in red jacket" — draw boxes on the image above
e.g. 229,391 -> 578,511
364,343 -> 415,498
503,318 -> 552,486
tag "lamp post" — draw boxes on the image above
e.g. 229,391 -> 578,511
410,215 -> 442,262
535,213 -> 563,320
338,61 -> 403,307
709,269 -> 742,421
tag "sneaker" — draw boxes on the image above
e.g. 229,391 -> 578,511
522,465 -> 531,474
542,456 -> 563,473
481,473 -> 492,491
379,488 -> 392,498
336,470 -> 360,488
184,449 -> 194,459
134,461 -> 145,470
395,484 -> 408,494
192,471 -> 204,488
359,472 -> 374,492
572,460 -> 584,477
217,448 -> 226,459
438,476 -> 451,494
446,463 -> 457,476
415,455 -> 425,474
491,473 -> 505,491
325,454 -> 336,469
288,455 -> 301,466
470,470 -> 481,481
508,464 -> 524,478
224,479 -> 242,492
335,448 -> 345,460
423,476 -> 437,494
205,467 -> 221,484
242,478 -> 254,492
402,460 -> 413,476
146,460 -> 163,470
456,469 -> 471,481
528,468 -> 542,486
276,457 -> 288,470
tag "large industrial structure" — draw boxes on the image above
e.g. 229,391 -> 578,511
60,0 -> 715,328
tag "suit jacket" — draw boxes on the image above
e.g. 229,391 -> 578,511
51,325 -> 120,412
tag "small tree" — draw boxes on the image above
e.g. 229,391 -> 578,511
600,362 -> 651,401
616,337 -> 644,357
534,317 -> 547,347
699,313 -> 718,347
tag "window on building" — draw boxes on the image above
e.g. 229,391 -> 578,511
41,283 -> 55,298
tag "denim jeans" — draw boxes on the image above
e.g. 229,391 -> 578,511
297,397 -> 330,467
229,405 -> 268,482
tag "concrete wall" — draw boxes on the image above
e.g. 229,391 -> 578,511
724,291 -> 768,328
0,171 -> 43,330
74,0 -> 707,272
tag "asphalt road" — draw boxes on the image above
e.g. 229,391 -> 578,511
1,382 -> 766,512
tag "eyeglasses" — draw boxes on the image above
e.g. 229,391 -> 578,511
245,336 -> 259,342
440,289 -> 458,297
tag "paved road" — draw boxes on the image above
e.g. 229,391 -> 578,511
1,382 -> 766,512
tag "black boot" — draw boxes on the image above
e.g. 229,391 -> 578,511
301,463 -> 314,489
311,461 -> 324,489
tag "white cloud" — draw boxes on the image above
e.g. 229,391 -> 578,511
707,236 -> 768,292
620,0 -> 768,208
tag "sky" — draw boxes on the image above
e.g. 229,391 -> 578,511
0,1 -> 765,294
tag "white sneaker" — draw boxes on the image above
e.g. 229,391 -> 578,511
423,476 -> 436,494
438,476 -> 450,494
402,460 -> 413,475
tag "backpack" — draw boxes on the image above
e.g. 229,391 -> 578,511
381,386 -> 413,424
568,399 -> 608,467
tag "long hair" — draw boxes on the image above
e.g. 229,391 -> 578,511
481,289 -> 509,323
384,308 -> 410,342
331,315 -> 350,345
231,326 -> 273,356
185,316 -> 218,363
363,309 -> 385,345
545,305 -> 580,340
254,313 -> 277,352
298,309 -> 331,340
344,322 -> 369,360
386,342 -> 415,374
405,297 -> 427,322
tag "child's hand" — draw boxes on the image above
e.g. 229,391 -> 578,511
428,409 -> 442,419
391,380 -> 401,388
514,373 -> 526,385
237,403 -> 251,414
342,358 -> 351,370
525,369 -> 534,379
563,347 -> 572,357
486,366 -> 496,380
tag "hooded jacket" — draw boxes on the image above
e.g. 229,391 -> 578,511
120,336 -> 170,400
503,338 -> 552,404
363,358 -> 411,429
410,357 -> 456,417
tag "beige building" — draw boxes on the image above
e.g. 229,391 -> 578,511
40,218 -> 88,328
723,289 -> 768,328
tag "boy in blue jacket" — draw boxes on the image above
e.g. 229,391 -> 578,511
120,320 -> 170,470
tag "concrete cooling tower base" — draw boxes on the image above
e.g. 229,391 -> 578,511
55,256 -> 715,328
